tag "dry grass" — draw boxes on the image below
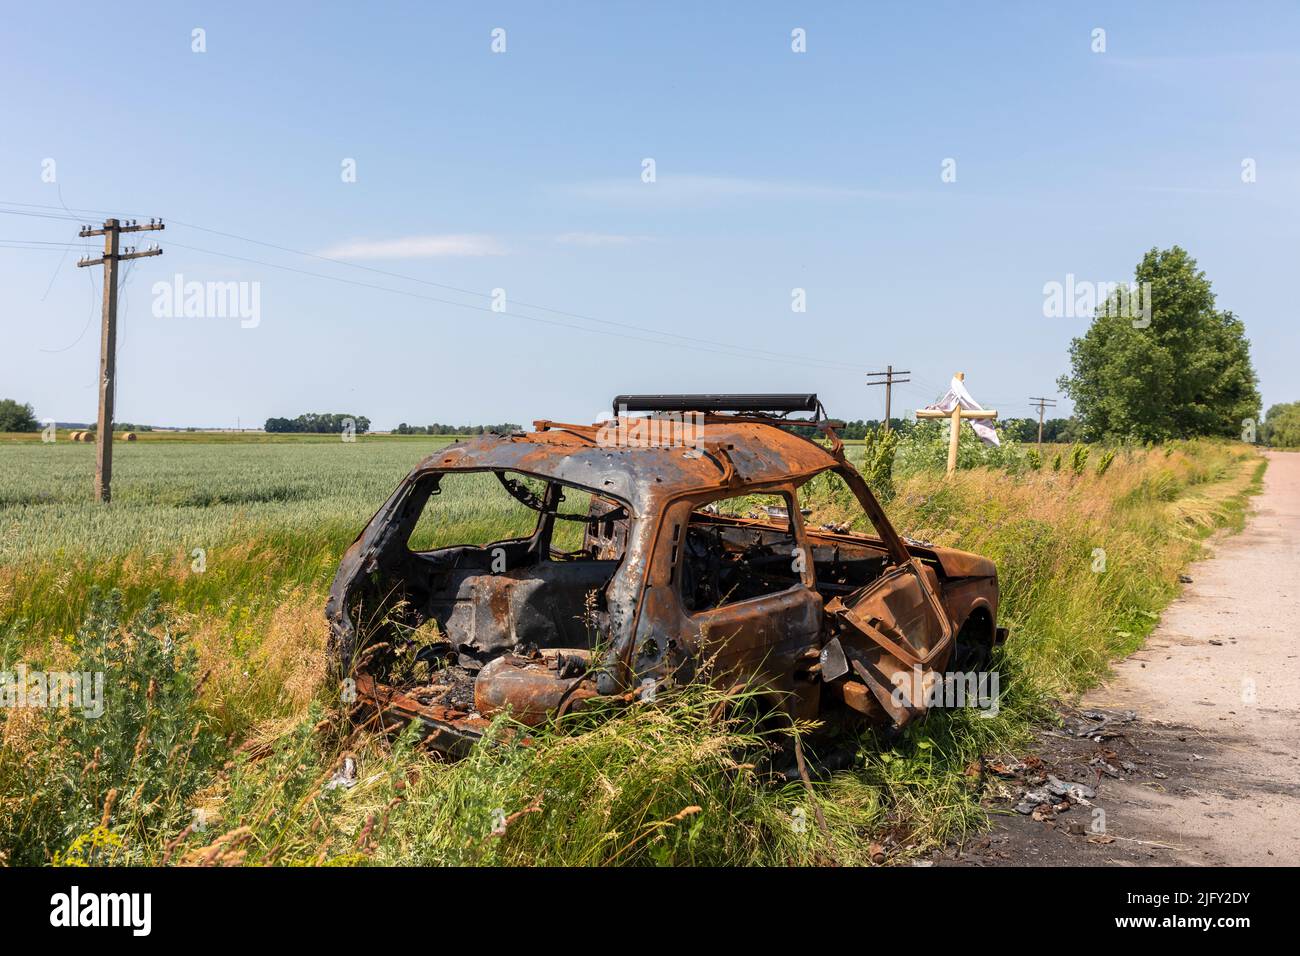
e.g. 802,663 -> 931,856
187,587 -> 328,739
0,436 -> 1265,866
882,441 -> 1261,699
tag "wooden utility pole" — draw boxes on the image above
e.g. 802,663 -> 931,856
915,372 -> 998,476
866,366 -> 910,433
77,218 -> 164,503
1029,396 -> 1057,448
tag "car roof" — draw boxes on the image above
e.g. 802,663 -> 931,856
414,416 -> 842,514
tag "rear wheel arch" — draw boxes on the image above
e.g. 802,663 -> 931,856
950,604 -> 996,671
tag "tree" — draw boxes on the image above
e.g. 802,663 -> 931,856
992,416 -> 1078,443
0,399 -> 39,432
264,413 -> 370,434
791,418 -> 914,441
419,422 -> 522,436
1058,247 -> 1259,441
1262,401 -> 1300,448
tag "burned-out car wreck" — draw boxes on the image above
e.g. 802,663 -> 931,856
327,394 -> 1006,757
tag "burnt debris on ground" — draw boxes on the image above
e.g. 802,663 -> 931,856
937,706 -> 1224,866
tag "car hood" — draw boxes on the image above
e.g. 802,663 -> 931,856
919,544 -> 997,579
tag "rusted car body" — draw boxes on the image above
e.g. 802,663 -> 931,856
327,394 -> 1005,755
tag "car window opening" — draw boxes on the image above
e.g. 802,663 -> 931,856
681,493 -> 804,612
372,471 -> 631,680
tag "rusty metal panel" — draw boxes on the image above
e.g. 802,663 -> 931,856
327,406 -> 1004,756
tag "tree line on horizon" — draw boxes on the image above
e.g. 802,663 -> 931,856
1,246 -> 1293,446
392,422 -> 523,435
264,413 -> 371,434
793,416 -> 1080,443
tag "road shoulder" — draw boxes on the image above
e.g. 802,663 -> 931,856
949,450 -> 1298,867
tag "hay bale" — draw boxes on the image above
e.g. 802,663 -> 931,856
122,432 -> 137,441
79,431 -> 95,442
68,431 -> 82,442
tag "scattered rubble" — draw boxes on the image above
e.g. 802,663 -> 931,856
325,755 -> 359,791
944,705 -> 1223,866
991,711 -> 1132,818
1061,709 -> 1136,740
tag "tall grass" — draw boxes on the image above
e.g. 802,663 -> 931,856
0,591 -> 219,865
885,440 -> 1259,698
0,435 -> 1264,865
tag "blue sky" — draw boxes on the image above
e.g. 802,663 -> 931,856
2,1 -> 1296,429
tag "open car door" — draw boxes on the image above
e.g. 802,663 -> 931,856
821,465 -> 955,727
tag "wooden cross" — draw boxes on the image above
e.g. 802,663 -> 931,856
914,372 -> 998,476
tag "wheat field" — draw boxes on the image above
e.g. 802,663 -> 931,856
0,431 -> 1264,865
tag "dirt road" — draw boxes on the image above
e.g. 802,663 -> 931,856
951,450 -> 1299,867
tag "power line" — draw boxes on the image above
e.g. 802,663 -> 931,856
3,227 -> 870,372
0,196 -> 894,371
3,199 -> 872,373
0,242 -> 81,250
0,208 -> 85,222
162,238 -> 871,373
0,199 -> 132,217
0,238 -> 82,247
166,222 -> 871,372
11,200 -> 1061,395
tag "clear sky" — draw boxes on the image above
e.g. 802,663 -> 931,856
2,1 -> 1296,429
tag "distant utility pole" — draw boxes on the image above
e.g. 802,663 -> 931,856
866,365 -> 910,433
77,218 -> 164,503
1029,396 -> 1057,448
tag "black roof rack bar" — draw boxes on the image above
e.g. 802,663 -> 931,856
612,393 -> 820,418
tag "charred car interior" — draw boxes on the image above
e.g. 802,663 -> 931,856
327,393 -> 1007,756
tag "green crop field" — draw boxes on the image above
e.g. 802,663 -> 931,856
0,431 -> 1265,866
2,434 -> 457,562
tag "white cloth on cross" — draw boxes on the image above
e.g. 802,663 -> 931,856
924,376 -> 1000,446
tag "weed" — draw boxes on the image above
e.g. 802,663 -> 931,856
0,590 -> 220,864
0,436 -> 1264,865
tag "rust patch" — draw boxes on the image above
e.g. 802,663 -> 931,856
327,395 -> 1004,758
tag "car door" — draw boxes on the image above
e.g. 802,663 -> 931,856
663,487 -> 823,715
820,464 -> 954,725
